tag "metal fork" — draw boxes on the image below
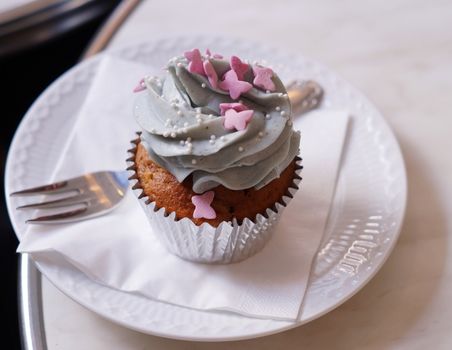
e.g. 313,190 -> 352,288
11,171 -> 129,224
10,80 -> 323,224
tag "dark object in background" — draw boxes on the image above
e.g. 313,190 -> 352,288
0,0 -> 120,57
0,1 -> 120,348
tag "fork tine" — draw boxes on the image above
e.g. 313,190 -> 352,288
17,194 -> 89,210
10,180 -> 71,196
10,171 -> 98,197
15,170 -> 128,224
26,207 -> 88,224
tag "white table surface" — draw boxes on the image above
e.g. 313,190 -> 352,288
0,0 -> 32,12
41,0 -> 452,348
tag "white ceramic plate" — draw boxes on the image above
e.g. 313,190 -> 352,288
5,36 -> 407,341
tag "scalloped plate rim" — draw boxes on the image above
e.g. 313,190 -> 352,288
4,36 -> 407,342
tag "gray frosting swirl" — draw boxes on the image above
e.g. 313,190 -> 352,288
134,55 -> 300,193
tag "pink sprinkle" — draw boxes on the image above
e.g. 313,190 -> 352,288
252,65 -> 275,91
230,56 -> 249,80
219,102 -> 249,116
203,60 -> 218,88
184,48 -> 205,76
133,78 -> 146,92
218,69 -> 252,99
192,191 -> 216,219
223,109 -> 254,131
205,48 -> 223,59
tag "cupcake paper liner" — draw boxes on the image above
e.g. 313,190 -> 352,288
127,134 -> 302,264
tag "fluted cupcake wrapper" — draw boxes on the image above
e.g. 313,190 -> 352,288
127,134 -> 302,264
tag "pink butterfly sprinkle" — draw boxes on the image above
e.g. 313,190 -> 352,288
223,109 -> 254,131
252,65 -> 275,91
133,78 -> 146,92
203,60 -> 218,88
230,56 -> 249,80
219,102 -> 249,116
218,69 -> 252,99
205,48 -> 223,59
184,48 -> 205,76
192,191 -> 216,219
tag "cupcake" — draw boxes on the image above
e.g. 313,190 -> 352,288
128,48 -> 301,263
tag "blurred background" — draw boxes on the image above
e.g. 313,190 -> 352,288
0,1 -> 121,348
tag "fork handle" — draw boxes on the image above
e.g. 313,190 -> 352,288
287,80 -> 324,116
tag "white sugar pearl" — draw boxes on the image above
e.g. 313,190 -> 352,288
238,146 -> 244,152
209,139 -> 215,144
180,140 -> 185,145
177,62 -> 183,67
210,135 -> 216,140
280,111 -> 286,117
278,93 -> 283,97
163,131 -> 169,137
170,132 -> 176,138
258,131 -> 264,137
266,90 -> 270,94
275,106 -> 281,111
220,136 -> 225,141
192,159 -> 197,164
201,83 -> 206,88
265,114 -> 271,120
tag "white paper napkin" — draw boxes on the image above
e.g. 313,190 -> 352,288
17,56 -> 349,321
